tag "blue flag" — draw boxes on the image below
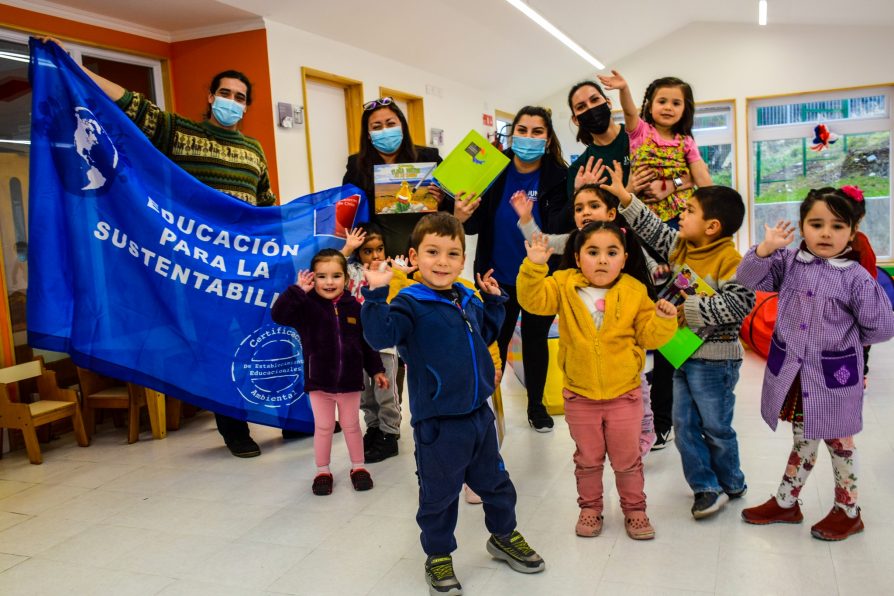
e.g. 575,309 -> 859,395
27,39 -> 368,432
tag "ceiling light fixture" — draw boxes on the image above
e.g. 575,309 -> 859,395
759,0 -> 768,26
504,0 -> 605,70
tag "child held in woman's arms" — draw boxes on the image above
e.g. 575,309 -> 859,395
599,70 -> 712,224
271,249 -> 388,496
737,187 -> 894,541
360,213 -> 545,596
517,224 -> 677,540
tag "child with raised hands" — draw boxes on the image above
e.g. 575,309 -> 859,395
271,249 -> 388,495
340,223 -> 405,462
737,188 -> 894,541
361,213 -> 545,595
511,185 -> 666,455
516,226 -> 677,540
608,160 -> 755,521
599,70 -> 711,226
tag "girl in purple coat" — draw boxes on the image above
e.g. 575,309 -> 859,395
736,187 -> 894,541
272,249 -> 388,496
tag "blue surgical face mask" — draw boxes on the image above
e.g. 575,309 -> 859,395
211,96 -> 245,127
512,135 -> 547,162
370,127 -> 403,154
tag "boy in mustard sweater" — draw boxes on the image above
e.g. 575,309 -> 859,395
606,161 -> 756,520
517,221 -> 677,540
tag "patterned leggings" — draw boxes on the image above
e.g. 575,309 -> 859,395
776,422 -> 858,516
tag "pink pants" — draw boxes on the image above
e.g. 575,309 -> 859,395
563,387 -> 646,514
309,390 -> 363,468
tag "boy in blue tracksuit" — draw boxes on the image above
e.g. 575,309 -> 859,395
362,212 -> 544,596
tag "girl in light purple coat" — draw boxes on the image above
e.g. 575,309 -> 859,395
736,187 -> 894,542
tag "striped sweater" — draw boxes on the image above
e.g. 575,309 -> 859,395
620,195 -> 755,360
116,91 -> 275,206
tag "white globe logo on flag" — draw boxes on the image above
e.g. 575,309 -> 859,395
73,106 -> 118,190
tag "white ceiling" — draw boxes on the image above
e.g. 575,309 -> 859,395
11,0 -> 894,102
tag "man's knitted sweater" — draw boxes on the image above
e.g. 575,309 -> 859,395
116,91 -> 275,206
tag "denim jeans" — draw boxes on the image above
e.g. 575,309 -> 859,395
673,358 -> 746,494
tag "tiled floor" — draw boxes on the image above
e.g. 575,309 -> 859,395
1,342 -> 893,595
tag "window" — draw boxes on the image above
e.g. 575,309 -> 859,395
693,102 -> 736,189
749,87 -> 892,258
610,103 -> 736,189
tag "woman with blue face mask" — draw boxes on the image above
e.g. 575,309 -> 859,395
453,106 -> 571,432
342,98 -> 448,257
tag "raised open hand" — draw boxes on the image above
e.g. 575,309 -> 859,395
525,233 -> 555,265
757,220 -> 796,257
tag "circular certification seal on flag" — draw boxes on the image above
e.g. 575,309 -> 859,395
231,324 -> 305,408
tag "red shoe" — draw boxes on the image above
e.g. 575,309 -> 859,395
741,497 -> 803,525
350,468 -> 374,491
312,473 -> 333,496
811,507 -> 864,541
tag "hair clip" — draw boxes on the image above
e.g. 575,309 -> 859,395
841,185 -> 864,202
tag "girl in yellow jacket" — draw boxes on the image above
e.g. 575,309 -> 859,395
517,221 -> 677,541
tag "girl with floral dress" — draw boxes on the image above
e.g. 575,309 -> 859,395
598,71 -> 712,227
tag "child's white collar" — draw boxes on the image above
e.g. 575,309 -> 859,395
795,247 -> 854,269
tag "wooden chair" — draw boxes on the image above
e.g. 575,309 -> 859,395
76,367 -> 166,443
0,357 -> 90,464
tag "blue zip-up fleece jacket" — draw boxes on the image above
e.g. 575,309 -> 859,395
361,282 -> 507,425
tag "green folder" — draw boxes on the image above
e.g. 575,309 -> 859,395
432,130 -> 510,199
658,326 -> 705,369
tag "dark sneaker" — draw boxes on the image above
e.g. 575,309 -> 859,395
692,491 -> 729,520
312,473 -> 333,496
486,530 -> 545,574
425,554 -> 462,595
226,437 -> 261,458
349,468 -> 374,491
365,433 -> 399,463
363,426 -> 383,450
334,421 -> 342,434
726,485 -> 748,500
650,428 -> 673,451
527,407 -> 554,433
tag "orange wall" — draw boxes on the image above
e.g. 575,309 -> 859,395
170,30 -> 279,198
0,6 -> 278,197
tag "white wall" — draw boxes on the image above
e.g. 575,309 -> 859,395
265,19 -> 525,202
540,22 -> 894,245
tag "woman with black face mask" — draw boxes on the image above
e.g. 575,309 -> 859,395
566,81 -> 632,200
566,81 -> 678,453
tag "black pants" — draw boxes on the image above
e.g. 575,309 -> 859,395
216,413 -> 251,444
496,284 -> 554,414
650,351 -> 675,435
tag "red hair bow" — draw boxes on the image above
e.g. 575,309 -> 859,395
841,185 -> 864,202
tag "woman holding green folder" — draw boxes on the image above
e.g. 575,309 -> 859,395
343,98 -> 449,256
454,106 -> 571,432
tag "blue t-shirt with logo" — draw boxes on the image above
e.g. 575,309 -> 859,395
490,165 -> 541,285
